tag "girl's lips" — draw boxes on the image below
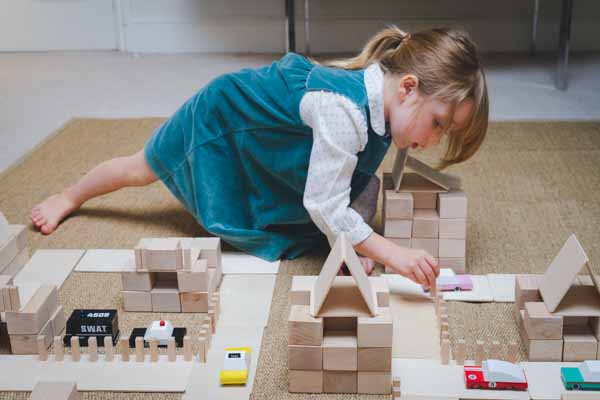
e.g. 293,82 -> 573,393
411,143 -> 419,149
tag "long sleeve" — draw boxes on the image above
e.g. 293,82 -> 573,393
300,90 -> 374,247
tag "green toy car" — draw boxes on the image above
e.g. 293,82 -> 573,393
561,361 -> 600,390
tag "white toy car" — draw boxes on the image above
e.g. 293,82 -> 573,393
143,320 -> 174,346
465,359 -> 528,391
220,347 -> 251,385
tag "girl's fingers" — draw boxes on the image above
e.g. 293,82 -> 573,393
412,266 -> 428,286
425,254 -> 440,276
419,259 -> 436,289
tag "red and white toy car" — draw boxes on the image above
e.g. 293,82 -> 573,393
464,360 -> 528,391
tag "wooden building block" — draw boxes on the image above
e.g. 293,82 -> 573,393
357,307 -> 392,348
524,302 -> 563,339
288,370 -> 323,393
120,336 -> 130,361
519,309 -> 563,361
323,370 -> 357,394
290,276 -> 313,306
384,219 -> 412,239
8,286 -> 20,311
384,190 -> 414,219
177,259 -> 208,292
439,218 -> 466,239
437,191 -> 467,218
6,285 -> 56,335
10,319 -> 52,354
71,336 -> 80,361
288,305 -> 323,346
324,317 -> 357,332
455,339 -> 466,365
412,209 -> 439,238
357,371 -> 391,394
88,336 -> 98,362
490,340 -> 501,360
37,335 -> 48,361
507,341 -> 519,363
121,271 -> 156,292
515,274 -> 542,310
208,308 -> 216,333
167,337 -> 177,362
371,277 -> 390,307
357,347 -> 391,371
184,336 -> 193,361
135,336 -> 144,362
288,344 -> 322,370
193,237 -> 221,268
30,381 -> 79,400
50,305 -> 66,337
438,257 -> 466,274
413,192 -> 437,209
180,291 -> 209,313
136,238 -> 182,270
149,339 -> 159,362
441,338 -> 450,364
1,286 -> 11,311
53,336 -> 64,361
411,238 -> 439,257
323,331 -> 357,371
122,291 -> 152,312
104,336 -> 114,361
151,286 -> 181,312
197,337 -> 206,363
563,325 -> 598,362
438,239 -> 466,258
475,340 -> 485,365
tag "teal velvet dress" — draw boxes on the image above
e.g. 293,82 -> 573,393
144,53 -> 391,261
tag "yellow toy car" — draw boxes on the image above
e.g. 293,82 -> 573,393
220,347 -> 251,385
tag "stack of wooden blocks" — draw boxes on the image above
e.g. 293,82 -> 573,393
122,238 -> 222,313
288,234 -> 392,394
382,173 -> 467,273
0,211 -> 29,277
3,282 -> 65,354
515,235 -> 600,362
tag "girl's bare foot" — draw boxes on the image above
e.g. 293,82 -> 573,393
31,193 -> 78,234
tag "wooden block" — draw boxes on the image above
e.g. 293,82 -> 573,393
524,301 -> 563,339
193,237 -> 221,268
562,392 -> 600,400
8,286 -> 20,311
288,344 -> 322,370
438,239 -> 466,258
440,321 -> 449,335
519,308 -> 563,361
30,381 -> 79,400
413,191 -> 437,209
323,370 -> 357,393
507,342 -> 519,363
412,209 -> 439,238
357,371 -> 391,394
136,238 -> 182,270
288,305 -> 323,346
411,238 -> 439,257
441,338 -> 450,364
323,317 -> 357,331
357,346 -> 391,371
563,325 -> 598,362
183,336 -> 192,361
122,291 -> 152,312
104,336 -> 114,361
121,271 -> 156,292
490,340 -> 501,360
6,285 -> 56,334
50,305 -> 66,337
201,324 -> 211,348
180,291 -> 209,313
455,339 -> 466,365
10,319 -> 52,354
211,292 -> 220,316
384,219 -> 412,238
437,191 -> 467,218
288,370 -> 323,393
177,259 -> 208,292
134,248 -> 143,269
149,339 -> 159,362
1,286 -> 11,311
71,336 -> 80,361
438,218 -> 466,239
208,309 -> 216,333
475,340 -> 485,365
515,274 -> 542,310
290,276 -> 313,306
88,336 -> 98,362
357,307 -> 393,348
151,286 -> 181,312
167,337 -> 176,362
37,335 -> 48,361
135,336 -> 144,362
437,257 -> 466,273
53,336 -> 64,361
371,277 -> 390,307
120,336 -> 130,362
384,190 -> 414,219
323,330 -> 357,371
197,337 -> 206,363
181,247 -> 200,271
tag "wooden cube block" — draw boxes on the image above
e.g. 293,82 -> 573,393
357,371 -> 391,394
524,302 -> 563,339
437,258 -> 466,274
288,305 -> 323,346
413,192 -> 437,209
370,277 -> 390,307
136,238 -> 182,271
290,276 -> 313,306
411,238 -> 439,257
288,344 -> 322,370
439,218 -> 467,239
30,381 -> 79,400
323,331 -> 357,371
518,309 -> 563,361
324,317 -> 357,331
438,239 -> 466,258
357,307 -> 393,348
180,291 -> 209,313
384,219 -> 412,239
564,316 -> 591,327
8,286 -> 20,311
563,325 -> 598,362
288,370 -> 323,393
437,191 -> 467,218
50,305 -> 66,337
412,209 -> 439,238
151,286 -> 181,313
6,285 -> 56,335
121,272 -> 155,292
357,347 -> 392,371
122,291 -> 152,312
177,259 -> 208,292
193,237 -> 221,268
10,319 -> 52,354
323,371 -> 357,393
515,274 -> 542,310
384,190 -> 414,219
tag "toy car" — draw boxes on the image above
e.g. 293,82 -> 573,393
220,347 -> 251,385
129,320 -> 186,348
437,274 -> 473,291
464,360 -> 528,391
561,360 -> 600,390
64,309 -> 119,347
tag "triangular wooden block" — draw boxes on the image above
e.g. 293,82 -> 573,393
310,233 -> 377,317
539,234 -> 598,314
391,149 -> 458,192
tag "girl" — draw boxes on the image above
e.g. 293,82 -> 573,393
31,26 -> 488,289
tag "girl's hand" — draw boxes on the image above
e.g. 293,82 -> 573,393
388,246 -> 439,288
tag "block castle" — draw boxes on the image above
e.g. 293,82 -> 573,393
288,233 -> 392,394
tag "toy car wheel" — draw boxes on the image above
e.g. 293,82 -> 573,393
489,382 -> 496,389
467,374 -> 478,381
454,286 -> 461,291
573,384 -> 581,390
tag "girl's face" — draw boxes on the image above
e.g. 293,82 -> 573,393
384,74 -> 473,150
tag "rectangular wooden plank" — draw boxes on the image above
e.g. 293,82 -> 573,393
14,250 -> 85,289
220,252 -> 279,274
74,249 -> 136,272
521,361 -> 580,400
219,274 -> 275,328
0,246 -> 29,278
487,274 -> 516,302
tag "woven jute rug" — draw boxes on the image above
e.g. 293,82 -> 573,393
0,118 -> 599,399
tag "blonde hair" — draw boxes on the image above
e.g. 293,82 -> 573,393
326,26 -> 489,168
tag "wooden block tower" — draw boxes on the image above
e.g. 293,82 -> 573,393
383,153 -> 467,273
516,234 -> 600,362
288,233 -> 392,394
122,237 -> 222,313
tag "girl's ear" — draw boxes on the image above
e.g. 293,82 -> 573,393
397,74 -> 419,100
